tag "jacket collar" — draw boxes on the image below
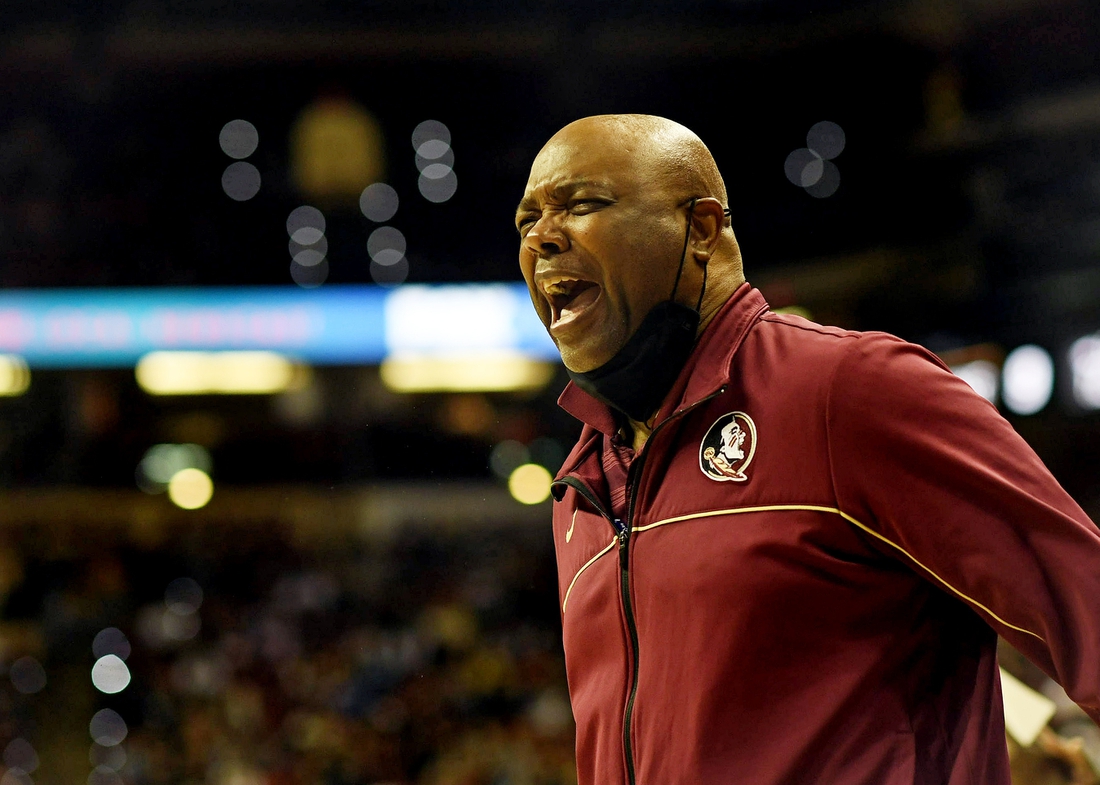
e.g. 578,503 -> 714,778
557,283 -> 769,438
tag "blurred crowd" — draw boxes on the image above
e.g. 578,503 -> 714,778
0,509 -> 1096,785
0,518 -> 574,785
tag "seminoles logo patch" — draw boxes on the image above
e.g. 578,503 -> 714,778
699,412 -> 757,482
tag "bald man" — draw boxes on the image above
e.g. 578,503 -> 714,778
517,115 -> 1100,785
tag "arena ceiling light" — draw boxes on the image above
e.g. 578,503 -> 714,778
135,351 -> 311,395
380,351 -> 555,393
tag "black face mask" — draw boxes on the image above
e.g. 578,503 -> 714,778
567,200 -> 719,423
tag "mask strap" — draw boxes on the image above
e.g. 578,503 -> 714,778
694,206 -> 730,312
673,201 -> 731,311
669,198 -> 697,302
696,260 -> 708,312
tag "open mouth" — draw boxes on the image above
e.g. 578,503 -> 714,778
542,276 -> 600,330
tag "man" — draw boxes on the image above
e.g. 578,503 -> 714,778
515,114 -> 1100,785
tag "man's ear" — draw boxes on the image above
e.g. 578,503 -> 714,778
689,197 -> 725,263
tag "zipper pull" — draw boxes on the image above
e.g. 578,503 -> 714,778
613,518 -> 629,544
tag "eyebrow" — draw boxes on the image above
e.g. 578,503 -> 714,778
515,178 -> 612,216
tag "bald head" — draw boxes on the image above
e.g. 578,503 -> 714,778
517,114 -> 745,373
540,114 -> 730,223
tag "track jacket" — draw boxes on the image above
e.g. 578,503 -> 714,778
550,283 -> 1100,785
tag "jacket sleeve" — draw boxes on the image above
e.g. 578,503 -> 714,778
826,332 -> 1100,724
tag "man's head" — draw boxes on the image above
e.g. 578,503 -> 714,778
719,419 -> 746,462
516,114 -> 744,373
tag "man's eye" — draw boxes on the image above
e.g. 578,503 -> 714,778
570,199 -> 606,213
516,216 -> 537,235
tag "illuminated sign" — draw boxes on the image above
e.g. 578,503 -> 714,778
0,284 -> 558,368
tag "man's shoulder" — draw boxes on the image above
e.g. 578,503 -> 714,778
753,311 -> 943,366
743,311 -> 954,401
757,310 -> 871,344
748,310 -> 878,367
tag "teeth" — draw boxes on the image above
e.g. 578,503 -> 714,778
541,276 -> 580,296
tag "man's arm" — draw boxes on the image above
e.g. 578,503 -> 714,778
826,332 -> 1100,723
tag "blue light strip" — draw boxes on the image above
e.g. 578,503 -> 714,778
0,284 -> 559,368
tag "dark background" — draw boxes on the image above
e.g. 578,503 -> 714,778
3,0 -> 1100,500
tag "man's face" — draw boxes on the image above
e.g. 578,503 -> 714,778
719,421 -> 745,462
516,123 -> 688,372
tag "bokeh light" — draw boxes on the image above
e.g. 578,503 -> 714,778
413,120 -> 457,203
490,440 -> 530,480
416,138 -> 451,159
9,656 -> 46,694
372,248 -> 404,267
380,353 -> 553,392
800,155 -> 824,187
289,234 -> 327,258
221,161 -> 261,201
88,765 -> 124,785
138,444 -> 211,485
528,437 -> 566,473
527,688 -> 573,736
420,162 -> 453,181
806,121 -> 846,159
165,577 -> 204,615
0,770 -> 31,785
416,147 -> 454,173
1002,344 -> 1055,415
370,258 -> 408,287
286,206 -> 325,245
411,119 -> 451,150
0,355 -> 31,396
785,121 -> 844,198
368,226 -> 406,261
89,709 -> 128,747
218,119 -> 259,159
1069,334 -> 1100,410
3,738 -> 39,774
162,609 -> 201,641
805,161 -> 840,198
359,183 -> 399,222
290,98 -> 384,203
292,248 -> 325,267
286,204 -> 327,283
951,359 -> 999,403
784,148 -> 821,187
508,463 -> 553,505
418,169 -> 458,203
92,628 -> 131,660
135,602 -> 201,648
137,353 -> 306,396
89,743 -> 126,771
91,655 -> 131,694
167,467 -> 214,510
291,258 -> 329,288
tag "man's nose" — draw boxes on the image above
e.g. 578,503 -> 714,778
521,212 -> 569,256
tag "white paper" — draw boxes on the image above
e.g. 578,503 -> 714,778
1000,667 -> 1057,747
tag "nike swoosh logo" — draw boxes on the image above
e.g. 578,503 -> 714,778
566,510 -> 577,543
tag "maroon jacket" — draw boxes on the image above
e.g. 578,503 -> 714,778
550,284 -> 1100,785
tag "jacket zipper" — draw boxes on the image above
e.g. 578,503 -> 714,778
620,386 -> 727,785
615,515 -> 639,785
552,385 -> 727,785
